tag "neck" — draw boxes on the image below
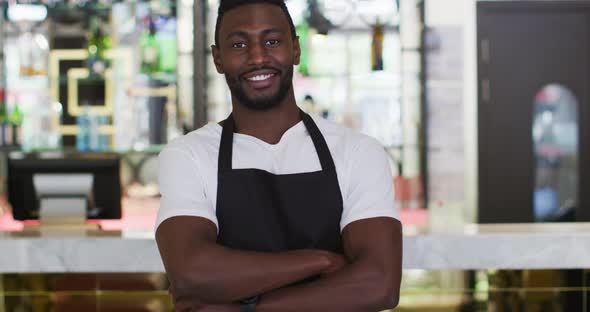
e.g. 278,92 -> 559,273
231,91 -> 301,145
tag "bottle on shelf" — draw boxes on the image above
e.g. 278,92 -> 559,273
86,16 -> 111,76
140,16 -> 160,75
296,20 -> 310,76
76,103 -> 109,152
18,32 -> 35,77
8,101 -> 23,147
21,97 -> 63,152
17,28 -> 49,77
89,113 -> 109,152
156,15 -> 178,75
76,103 -> 91,152
371,18 -> 385,71
0,88 -> 6,146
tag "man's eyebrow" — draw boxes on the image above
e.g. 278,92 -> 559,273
226,31 -> 248,40
225,28 -> 284,40
261,28 -> 284,36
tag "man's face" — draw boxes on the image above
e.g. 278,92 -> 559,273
212,3 -> 301,111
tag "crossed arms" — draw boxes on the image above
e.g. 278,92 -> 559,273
156,216 -> 402,312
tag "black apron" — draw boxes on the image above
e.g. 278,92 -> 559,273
216,111 -> 344,254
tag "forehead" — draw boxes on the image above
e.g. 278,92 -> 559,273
219,3 -> 291,38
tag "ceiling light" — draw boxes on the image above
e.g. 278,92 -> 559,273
7,4 -> 48,22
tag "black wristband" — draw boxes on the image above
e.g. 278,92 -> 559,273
240,296 -> 260,312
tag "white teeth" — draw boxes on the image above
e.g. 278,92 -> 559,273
248,74 -> 274,81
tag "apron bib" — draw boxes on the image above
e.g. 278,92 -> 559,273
216,111 -> 344,254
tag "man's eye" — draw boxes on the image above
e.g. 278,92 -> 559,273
232,42 -> 247,49
266,40 -> 280,47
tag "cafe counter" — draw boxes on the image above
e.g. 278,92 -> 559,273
1,223 -> 589,272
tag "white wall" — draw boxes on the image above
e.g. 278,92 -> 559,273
424,0 -> 478,224
463,0 -> 478,223
426,0 -> 465,26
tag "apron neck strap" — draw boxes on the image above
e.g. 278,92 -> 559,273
218,114 -> 236,174
300,111 -> 337,174
218,110 -> 337,175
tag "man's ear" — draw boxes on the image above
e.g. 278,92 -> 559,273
212,45 -> 224,74
293,36 -> 301,66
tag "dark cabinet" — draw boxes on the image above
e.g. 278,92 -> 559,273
477,1 -> 590,223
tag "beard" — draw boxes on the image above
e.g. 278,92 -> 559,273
225,66 -> 294,111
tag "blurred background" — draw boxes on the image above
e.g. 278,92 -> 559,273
0,0 -> 588,311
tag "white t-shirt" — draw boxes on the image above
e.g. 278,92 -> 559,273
156,115 -> 398,232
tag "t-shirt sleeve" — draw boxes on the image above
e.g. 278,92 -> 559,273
155,146 -> 218,231
340,137 -> 398,231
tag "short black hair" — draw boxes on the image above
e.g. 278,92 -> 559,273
214,0 -> 298,47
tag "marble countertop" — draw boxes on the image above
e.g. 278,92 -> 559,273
0,223 -> 589,273
404,223 -> 590,270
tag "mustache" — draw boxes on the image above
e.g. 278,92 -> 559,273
239,66 -> 282,79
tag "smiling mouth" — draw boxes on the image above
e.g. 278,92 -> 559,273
241,70 -> 279,90
246,73 -> 276,81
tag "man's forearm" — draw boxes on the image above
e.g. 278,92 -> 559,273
255,258 -> 399,312
187,259 -> 399,312
255,218 -> 403,312
169,245 -> 340,305
169,217 -> 402,312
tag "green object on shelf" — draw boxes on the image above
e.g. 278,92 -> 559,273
140,17 -> 161,75
296,20 -> 310,76
0,89 -> 6,124
140,16 -> 177,76
9,102 -> 23,127
157,34 -> 177,74
0,89 -> 6,146
8,102 -> 23,146
86,16 -> 111,76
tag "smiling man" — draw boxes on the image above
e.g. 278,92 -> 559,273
155,0 -> 402,311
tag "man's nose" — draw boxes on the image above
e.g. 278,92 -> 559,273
247,43 -> 270,65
